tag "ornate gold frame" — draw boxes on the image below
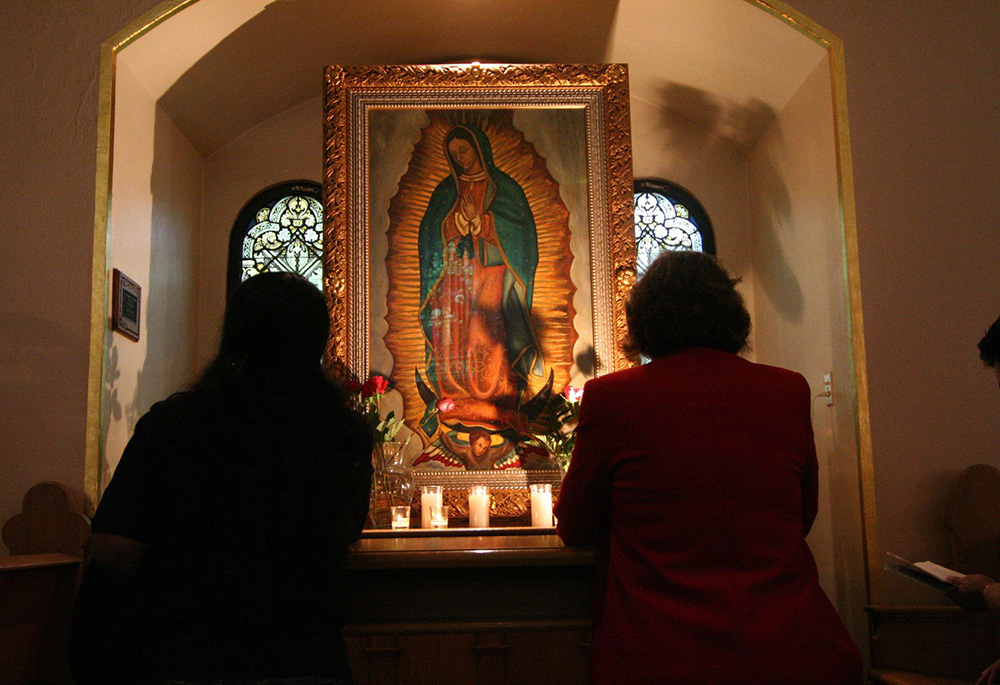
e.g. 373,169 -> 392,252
322,63 -> 635,385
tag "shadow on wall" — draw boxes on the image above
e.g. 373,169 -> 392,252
651,81 -> 804,322
158,0 -> 620,156
101,344 -> 123,477
654,81 -> 776,154
124,108 -> 201,458
747,117 -> 805,324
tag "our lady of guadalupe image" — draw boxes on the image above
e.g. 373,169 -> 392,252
382,111 -> 579,471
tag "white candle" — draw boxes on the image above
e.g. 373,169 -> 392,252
468,486 -> 490,528
421,485 -> 443,529
530,483 -> 553,528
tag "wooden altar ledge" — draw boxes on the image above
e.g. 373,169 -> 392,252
348,529 -> 594,569
343,531 -> 595,684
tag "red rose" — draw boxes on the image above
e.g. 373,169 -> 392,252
346,380 -> 363,394
437,397 -> 456,412
362,375 -> 389,397
562,385 -> 583,403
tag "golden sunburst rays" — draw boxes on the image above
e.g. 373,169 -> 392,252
384,111 -> 578,442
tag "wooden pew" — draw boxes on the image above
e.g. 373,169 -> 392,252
1,482 -> 89,684
0,553 -> 82,684
867,464 -> 1000,683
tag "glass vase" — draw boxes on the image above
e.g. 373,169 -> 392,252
369,441 -> 414,529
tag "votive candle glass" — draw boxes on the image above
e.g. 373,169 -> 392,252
390,505 -> 410,530
429,504 -> 450,530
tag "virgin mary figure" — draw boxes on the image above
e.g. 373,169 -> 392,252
415,123 -> 547,468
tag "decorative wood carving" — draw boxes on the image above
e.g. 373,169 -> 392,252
2,482 -> 90,557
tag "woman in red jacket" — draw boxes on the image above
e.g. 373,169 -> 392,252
555,251 -> 862,684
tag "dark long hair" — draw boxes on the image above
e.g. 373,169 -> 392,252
624,251 -> 751,359
194,272 -> 344,404
182,272 -> 366,547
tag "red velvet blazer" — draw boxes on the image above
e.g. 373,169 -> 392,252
555,348 -> 862,684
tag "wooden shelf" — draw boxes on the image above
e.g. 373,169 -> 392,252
361,525 -> 555,538
348,533 -> 592,569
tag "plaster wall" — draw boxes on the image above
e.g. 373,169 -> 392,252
629,95 -> 755,349
785,0 -> 1000,605
747,54 -> 867,644
102,58 -> 203,482
0,0 -> 166,530
198,97 -> 324,366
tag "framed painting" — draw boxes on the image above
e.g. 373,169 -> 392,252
111,268 -> 141,342
323,63 -> 634,486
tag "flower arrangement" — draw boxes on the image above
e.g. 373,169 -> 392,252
526,385 -> 583,468
350,376 -> 583,472
347,374 -> 415,527
347,374 -> 405,445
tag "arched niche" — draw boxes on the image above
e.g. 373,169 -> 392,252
87,0 -> 874,654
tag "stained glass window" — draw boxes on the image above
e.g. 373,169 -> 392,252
633,179 -> 715,274
227,182 -> 323,297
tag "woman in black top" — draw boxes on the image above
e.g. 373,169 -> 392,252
71,273 -> 373,683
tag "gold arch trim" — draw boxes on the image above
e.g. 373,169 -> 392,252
749,0 -> 880,604
85,0 -> 202,516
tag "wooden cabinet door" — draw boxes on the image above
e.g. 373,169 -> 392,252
346,626 -> 591,684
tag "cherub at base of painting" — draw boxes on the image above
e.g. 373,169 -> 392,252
412,366 -> 560,471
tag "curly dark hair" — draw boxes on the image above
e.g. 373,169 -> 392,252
623,251 -> 751,359
979,315 -> 1000,368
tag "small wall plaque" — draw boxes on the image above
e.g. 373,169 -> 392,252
111,268 -> 141,342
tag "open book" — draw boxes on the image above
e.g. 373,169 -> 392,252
884,552 -> 960,593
